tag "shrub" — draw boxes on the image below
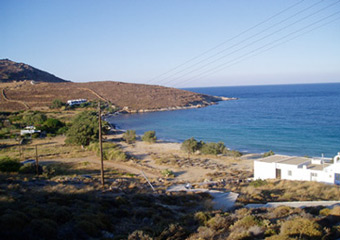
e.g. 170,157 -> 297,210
181,137 -> 200,154
50,99 -> 64,109
19,163 -> 42,174
41,118 -> 65,134
200,141 -> 226,155
0,156 -> 21,172
194,211 -> 211,226
128,230 -> 152,240
123,130 -> 136,144
263,150 -> 275,157
161,169 -> 174,177
249,179 -> 268,187
142,131 -> 157,143
224,149 -> 243,157
22,112 -> 47,126
280,217 -> 322,239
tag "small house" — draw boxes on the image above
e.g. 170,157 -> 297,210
67,99 -> 87,106
254,152 -> 340,185
20,126 -> 41,136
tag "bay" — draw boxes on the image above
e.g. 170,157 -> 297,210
107,83 -> 340,158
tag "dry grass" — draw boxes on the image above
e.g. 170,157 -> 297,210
236,179 -> 340,203
1,80 -> 220,112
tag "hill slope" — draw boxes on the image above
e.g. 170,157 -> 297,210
0,59 -> 68,83
0,81 -> 224,112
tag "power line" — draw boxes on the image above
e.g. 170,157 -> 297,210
146,0 -> 305,85
173,11 -> 340,87
154,0 -> 325,86
161,0 -> 340,87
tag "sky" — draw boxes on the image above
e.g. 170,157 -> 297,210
1,0 -> 340,87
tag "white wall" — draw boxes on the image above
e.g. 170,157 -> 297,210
254,161 -> 276,180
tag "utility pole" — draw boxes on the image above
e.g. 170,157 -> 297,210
35,145 -> 39,175
98,101 -> 104,187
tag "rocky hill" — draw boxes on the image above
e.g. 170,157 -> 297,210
0,59 -> 232,112
0,59 -> 68,83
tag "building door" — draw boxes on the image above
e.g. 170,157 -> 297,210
276,169 -> 281,179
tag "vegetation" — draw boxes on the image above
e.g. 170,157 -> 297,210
263,150 -> 275,157
0,156 -> 20,172
50,99 -> 65,109
123,130 -> 136,144
181,137 -> 242,157
88,142 -> 127,161
65,111 -> 108,147
142,130 -> 157,143
200,141 -> 226,155
181,137 -> 201,154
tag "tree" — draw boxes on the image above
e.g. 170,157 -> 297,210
181,137 -> 200,155
65,111 -> 106,147
123,130 -> 136,144
22,112 -> 47,126
41,118 -> 65,134
142,131 -> 157,143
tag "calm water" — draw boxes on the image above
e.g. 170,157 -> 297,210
107,83 -> 340,157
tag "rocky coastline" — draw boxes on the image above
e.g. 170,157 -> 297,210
118,96 -> 238,114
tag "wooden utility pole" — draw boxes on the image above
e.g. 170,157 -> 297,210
98,101 -> 104,186
35,145 -> 39,175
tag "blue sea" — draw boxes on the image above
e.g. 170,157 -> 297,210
106,83 -> 340,158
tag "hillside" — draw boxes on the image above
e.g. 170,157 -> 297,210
0,59 -> 229,112
0,81 -> 224,112
0,59 -> 68,83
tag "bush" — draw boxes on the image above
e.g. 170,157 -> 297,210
123,130 -> 136,144
0,156 -> 21,172
280,217 -> 322,239
249,179 -> 268,187
41,118 -> 65,134
50,99 -> 64,109
19,163 -> 42,174
263,150 -> 275,157
22,112 -> 47,126
142,131 -> 157,143
161,169 -> 174,177
181,137 -> 200,154
200,141 -> 226,155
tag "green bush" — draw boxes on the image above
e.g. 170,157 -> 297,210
142,131 -> 157,143
19,163 -> 42,174
200,141 -> 226,155
50,99 -> 64,109
22,112 -> 47,126
249,179 -> 268,187
161,169 -> 174,177
181,137 -> 200,154
0,156 -> 21,172
123,130 -> 136,144
263,150 -> 275,157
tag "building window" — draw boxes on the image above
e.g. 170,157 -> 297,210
311,172 -> 318,177
288,170 -> 292,176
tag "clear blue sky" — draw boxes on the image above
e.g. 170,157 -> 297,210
1,0 -> 339,87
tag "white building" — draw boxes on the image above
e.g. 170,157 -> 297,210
20,126 -> 41,136
67,99 -> 87,106
254,153 -> 340,185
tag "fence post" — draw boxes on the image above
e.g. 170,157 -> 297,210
35,145 -> 39,175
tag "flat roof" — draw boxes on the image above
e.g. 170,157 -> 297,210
307,163 -> 331,171
257,155 -> 311,165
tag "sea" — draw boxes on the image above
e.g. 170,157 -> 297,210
106,83 -> 340,158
